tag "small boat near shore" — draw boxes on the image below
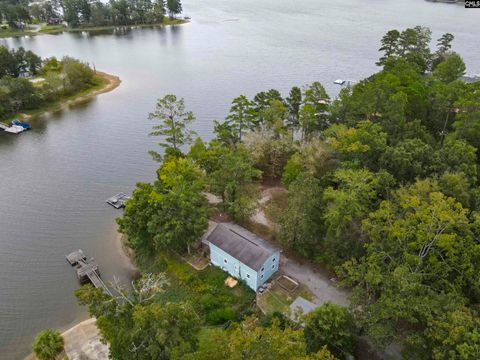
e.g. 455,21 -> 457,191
0,122 -> 27,134
11,119 -> 32,130
0,119 -> 31,134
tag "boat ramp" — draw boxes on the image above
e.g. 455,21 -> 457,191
66,249 -> 112,296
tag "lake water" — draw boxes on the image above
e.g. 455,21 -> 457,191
1,0 -> 479,358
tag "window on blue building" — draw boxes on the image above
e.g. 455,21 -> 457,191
224,259 -> 228,264
246,274 -> 250,278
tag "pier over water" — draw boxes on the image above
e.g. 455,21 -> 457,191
66,250 -> 112,296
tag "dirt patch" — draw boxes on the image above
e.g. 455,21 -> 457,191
186,254 -> 209,271
276,275 -> 299,292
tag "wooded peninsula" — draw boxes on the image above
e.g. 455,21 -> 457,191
31,26 -> 480,360
0,45 -> 120,123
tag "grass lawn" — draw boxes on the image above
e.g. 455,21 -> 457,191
257,281 -> 314,314
39,24 -> 67,33
135,250 -> 256,326
0,28 -> 35,38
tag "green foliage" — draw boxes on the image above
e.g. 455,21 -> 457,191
214,95 -> 257,146
244,132 -> 295,179
278,173 -> 324,257
209,145 -> 261,222
304,302 -> 357,359
61,56 -> 95,94
433,52 -> 466,84
114,26 -> 480,358
166,0 -> 182,19
286,86 -> 302,130
149,94 -> 197,161
377,26 -> 432,72
60,0 -> 167,27
76,275 -> 199,360
321,168 -> 395,265
183,317 -> 310,360
118,157 -> 208,255
282,152 -> 304,187
340,181 -> 480,358
32,329 -> 64,360
0,45 -> 41,78
282,140 -> 337,186
325,120 -> 387,170
0,47 -> 98,120
299,82 -> 329,140
452,82 -> 480,155
135,251 -> 255,328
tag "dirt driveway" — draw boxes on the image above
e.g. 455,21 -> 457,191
279,255 -> 349,306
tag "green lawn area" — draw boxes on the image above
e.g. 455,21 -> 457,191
135,250 -> 256,326
0,27 -> 35,38
257,282 -> 314,314
39,24 -> 66,33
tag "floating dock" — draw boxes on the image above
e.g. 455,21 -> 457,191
106,193 -> 129,209
0,122 -> 27,134
66,249 -> 112,295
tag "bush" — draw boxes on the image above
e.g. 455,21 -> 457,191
32,329 -> 64,360
62,57 -> 94,94
206,307 -> 235,325
304,302 -> 357,359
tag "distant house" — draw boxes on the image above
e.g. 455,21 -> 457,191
203,222 -> 280,291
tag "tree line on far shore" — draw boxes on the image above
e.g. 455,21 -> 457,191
0,0 -> 183,30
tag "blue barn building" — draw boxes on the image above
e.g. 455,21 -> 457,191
203,222 -> 280,291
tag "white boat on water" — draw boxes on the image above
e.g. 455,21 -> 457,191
334,79 -> 346,85
3,125 -> 26,134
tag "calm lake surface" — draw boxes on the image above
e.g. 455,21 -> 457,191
1,0 -> 479,358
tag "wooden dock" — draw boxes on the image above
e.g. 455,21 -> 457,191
106,193 -> 129,209
66,250 -> 112,296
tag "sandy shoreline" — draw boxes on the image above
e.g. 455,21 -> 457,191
25,227 -> 135,360
16,71 -> 121,123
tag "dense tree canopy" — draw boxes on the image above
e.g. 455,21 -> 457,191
0,45 -> 96,120
32,329 -> 64,360
114,26 -> 480,359
118,157 -> 209,255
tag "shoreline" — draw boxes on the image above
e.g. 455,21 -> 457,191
24,227 -> 136,360
9,71 -> 121,124
1,19 -> 188,38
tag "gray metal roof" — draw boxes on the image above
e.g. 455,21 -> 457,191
206,223 -> 278,271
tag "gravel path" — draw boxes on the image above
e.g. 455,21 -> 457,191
252,186 -> 350,307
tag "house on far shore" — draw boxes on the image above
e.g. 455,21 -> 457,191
202,222 -> 280,291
